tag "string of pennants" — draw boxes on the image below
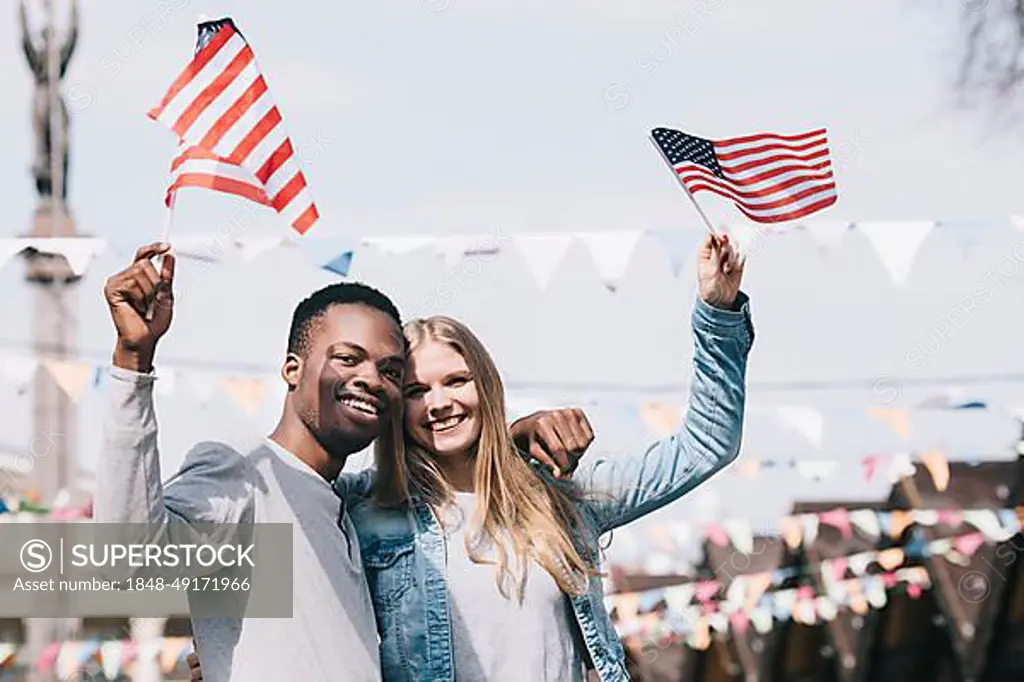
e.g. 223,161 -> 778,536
0,488 -> 91,519
0,636 -> 191,678
0,348 -> 1019,430
1,216 -> 1023,288
608,568 -> 931,648
604,521 -> 1019,647
621,504 -> 1023,565
641,394 -> 1008,446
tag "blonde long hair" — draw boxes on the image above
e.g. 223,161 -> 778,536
373,316 -> 594,599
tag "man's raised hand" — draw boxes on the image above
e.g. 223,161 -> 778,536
103,242 -> 175,372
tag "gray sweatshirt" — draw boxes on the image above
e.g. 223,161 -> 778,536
95,366 -> 381,682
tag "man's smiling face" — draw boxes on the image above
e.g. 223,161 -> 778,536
290,302 -> 406,456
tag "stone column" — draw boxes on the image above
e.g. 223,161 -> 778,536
129,617 -> 167,682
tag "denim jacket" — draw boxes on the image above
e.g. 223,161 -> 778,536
336,294 -> 754,681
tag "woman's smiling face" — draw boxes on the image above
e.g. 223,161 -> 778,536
402,340 -> 482,460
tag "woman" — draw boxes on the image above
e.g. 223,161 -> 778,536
189,233 -> 752,681
343,233 -> 753,681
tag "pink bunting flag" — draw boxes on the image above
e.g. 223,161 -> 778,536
797,585 -> 815,601
881,572 -> 898,589
818,508 -> 853,538
954,532 -> 985,558
862,454 -> 886,482
729,612 -> 750,636
907,583 -> 923,599
695,580 -> 721,602
938,509 -> 962,527
36,642 -> 61,672
704,523 -> 729,547
830,557 -> 848,583
122,640 -> 138,666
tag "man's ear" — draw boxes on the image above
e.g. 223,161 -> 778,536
281,353 -> 302,390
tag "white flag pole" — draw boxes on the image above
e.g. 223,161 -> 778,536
160,188 -> 177,244
146,187 -> 177,321
649,135 -> 717,236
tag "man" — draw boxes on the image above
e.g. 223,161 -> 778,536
97,242 -> 593,682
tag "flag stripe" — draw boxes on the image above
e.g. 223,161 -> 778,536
171,156 -> 265,187
198,74 -> 267,150
716,136 -> 829,162
718,147 -> 831,176
718,159 -> 833,187
148,26 -> 237,120
170,145 -> 219,171
678,164 -> 835,201
228,107 -> 282,165
736,194 -> 838,223
169,174 -> 272,206
684,176 -> 836,212
687,178 -> 837,218
271,172 -> 307,212
679,162 -> 834,195
715,128 -> 827,150
255,140 -> 293,184
172,46 -> 255,138
264,155 -> 302,199
152,34 -> 248,127
280,186 -> 315,226
185,61 -> 261,144
292,204 -> 319,235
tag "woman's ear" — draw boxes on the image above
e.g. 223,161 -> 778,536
281,353 -> 302,390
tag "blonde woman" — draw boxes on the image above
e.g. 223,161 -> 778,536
340,233 -> 753,681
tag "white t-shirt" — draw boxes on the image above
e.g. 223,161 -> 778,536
442,491 -> 586,682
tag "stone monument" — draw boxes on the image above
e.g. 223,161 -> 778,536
18,2 -> 84,679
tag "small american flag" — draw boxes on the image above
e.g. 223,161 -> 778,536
150,17 -> 318,235
651,127 -> 837,224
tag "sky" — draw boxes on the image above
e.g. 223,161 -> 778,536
2,0 -> 1024,569
1,0 -> 1022,239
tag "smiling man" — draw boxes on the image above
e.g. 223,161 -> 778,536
96,242 -> 593,682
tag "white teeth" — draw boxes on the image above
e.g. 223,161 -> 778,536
428,416 -> 463,432
341,397 -> 378,415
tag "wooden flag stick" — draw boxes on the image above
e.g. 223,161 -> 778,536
649,135 -> 717,236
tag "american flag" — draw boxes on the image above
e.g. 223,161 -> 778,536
150,17 -> 318,235
651,127 -> 837,224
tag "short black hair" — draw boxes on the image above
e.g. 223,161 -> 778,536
287,282 -> 403,357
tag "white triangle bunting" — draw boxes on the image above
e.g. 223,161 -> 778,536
514,234 -> 574,289
234,236 -> 286,262
221,376 -> 268,415
856,221 -> 934,285
849,509 -> 881,539
101,641 -> 123,678
722,519 -> 754,554
26,237 -> 108,276
795,460 -> 837,482
43,359 -> 93,402
775,406 -> 825,448
0,352 -> 39,391
0,239 -> 26,272
363,236 -> 435,255
184,371 -> 219,406
799,220 -> 852,251
575,230 -> 643,286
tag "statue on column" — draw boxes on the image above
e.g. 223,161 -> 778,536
19,0 -> 79,203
